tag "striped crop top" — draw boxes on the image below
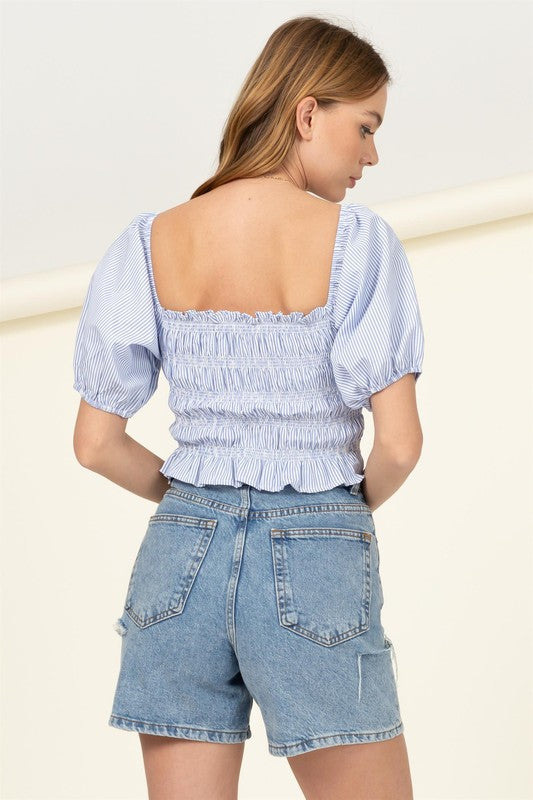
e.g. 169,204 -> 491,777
72,202 -> 424,493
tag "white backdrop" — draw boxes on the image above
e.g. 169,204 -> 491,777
1,2 -> 532,799
2,0 -> 532,281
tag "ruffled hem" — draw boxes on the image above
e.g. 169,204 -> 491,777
159,447 -> 365,493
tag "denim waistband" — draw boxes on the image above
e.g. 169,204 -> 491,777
166,477 -> 364,513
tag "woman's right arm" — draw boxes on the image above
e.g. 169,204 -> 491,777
361,372 -> 423,513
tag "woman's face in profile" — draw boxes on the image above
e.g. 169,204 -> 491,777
296,83 -> 387,202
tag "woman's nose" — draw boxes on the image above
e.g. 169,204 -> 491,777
367,140 -> 379,167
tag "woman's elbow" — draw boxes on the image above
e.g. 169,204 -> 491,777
73,433 -> 96,468
394,432 -> 423,468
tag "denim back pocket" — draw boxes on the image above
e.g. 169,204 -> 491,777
270,526 -> 373,647
124,513 -> 217,629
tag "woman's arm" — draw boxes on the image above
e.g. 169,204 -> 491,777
73,399 -> 169,503
362,373 -> 423,513
361,443 -> 420,513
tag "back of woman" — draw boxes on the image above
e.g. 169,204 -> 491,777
72,14 -> 424,800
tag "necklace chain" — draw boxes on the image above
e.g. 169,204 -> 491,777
260,174 -> 294,184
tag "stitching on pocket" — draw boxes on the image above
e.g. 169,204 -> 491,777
124,514 -> 217,629
270,527 -> 373,647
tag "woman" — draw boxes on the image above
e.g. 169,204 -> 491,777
73,14 -> 424,800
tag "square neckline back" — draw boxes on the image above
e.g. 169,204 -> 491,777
143,203 -> 355,325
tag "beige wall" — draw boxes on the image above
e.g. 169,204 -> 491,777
1,174 -> 532,798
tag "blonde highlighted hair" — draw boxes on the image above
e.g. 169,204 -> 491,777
191,14 -> 391,199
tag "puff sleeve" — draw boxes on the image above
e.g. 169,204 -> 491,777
330,207 -> 424,413
72,214 -> 162,418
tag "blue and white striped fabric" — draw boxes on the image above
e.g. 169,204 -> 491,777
73,203 -> 424,492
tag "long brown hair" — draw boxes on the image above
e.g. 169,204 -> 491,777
190,15 -> 391,199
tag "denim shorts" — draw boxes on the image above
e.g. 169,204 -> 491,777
108,478 -> 403,758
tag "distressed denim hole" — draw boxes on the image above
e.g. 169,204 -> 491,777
113,617 -> 127,636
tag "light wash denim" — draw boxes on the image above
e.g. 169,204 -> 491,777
109,478 -> 403,757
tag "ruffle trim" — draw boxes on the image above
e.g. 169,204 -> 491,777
159,447 -> 365,493
157,305 -> 329,324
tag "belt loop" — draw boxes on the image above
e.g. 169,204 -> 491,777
239,484 -> 251,511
